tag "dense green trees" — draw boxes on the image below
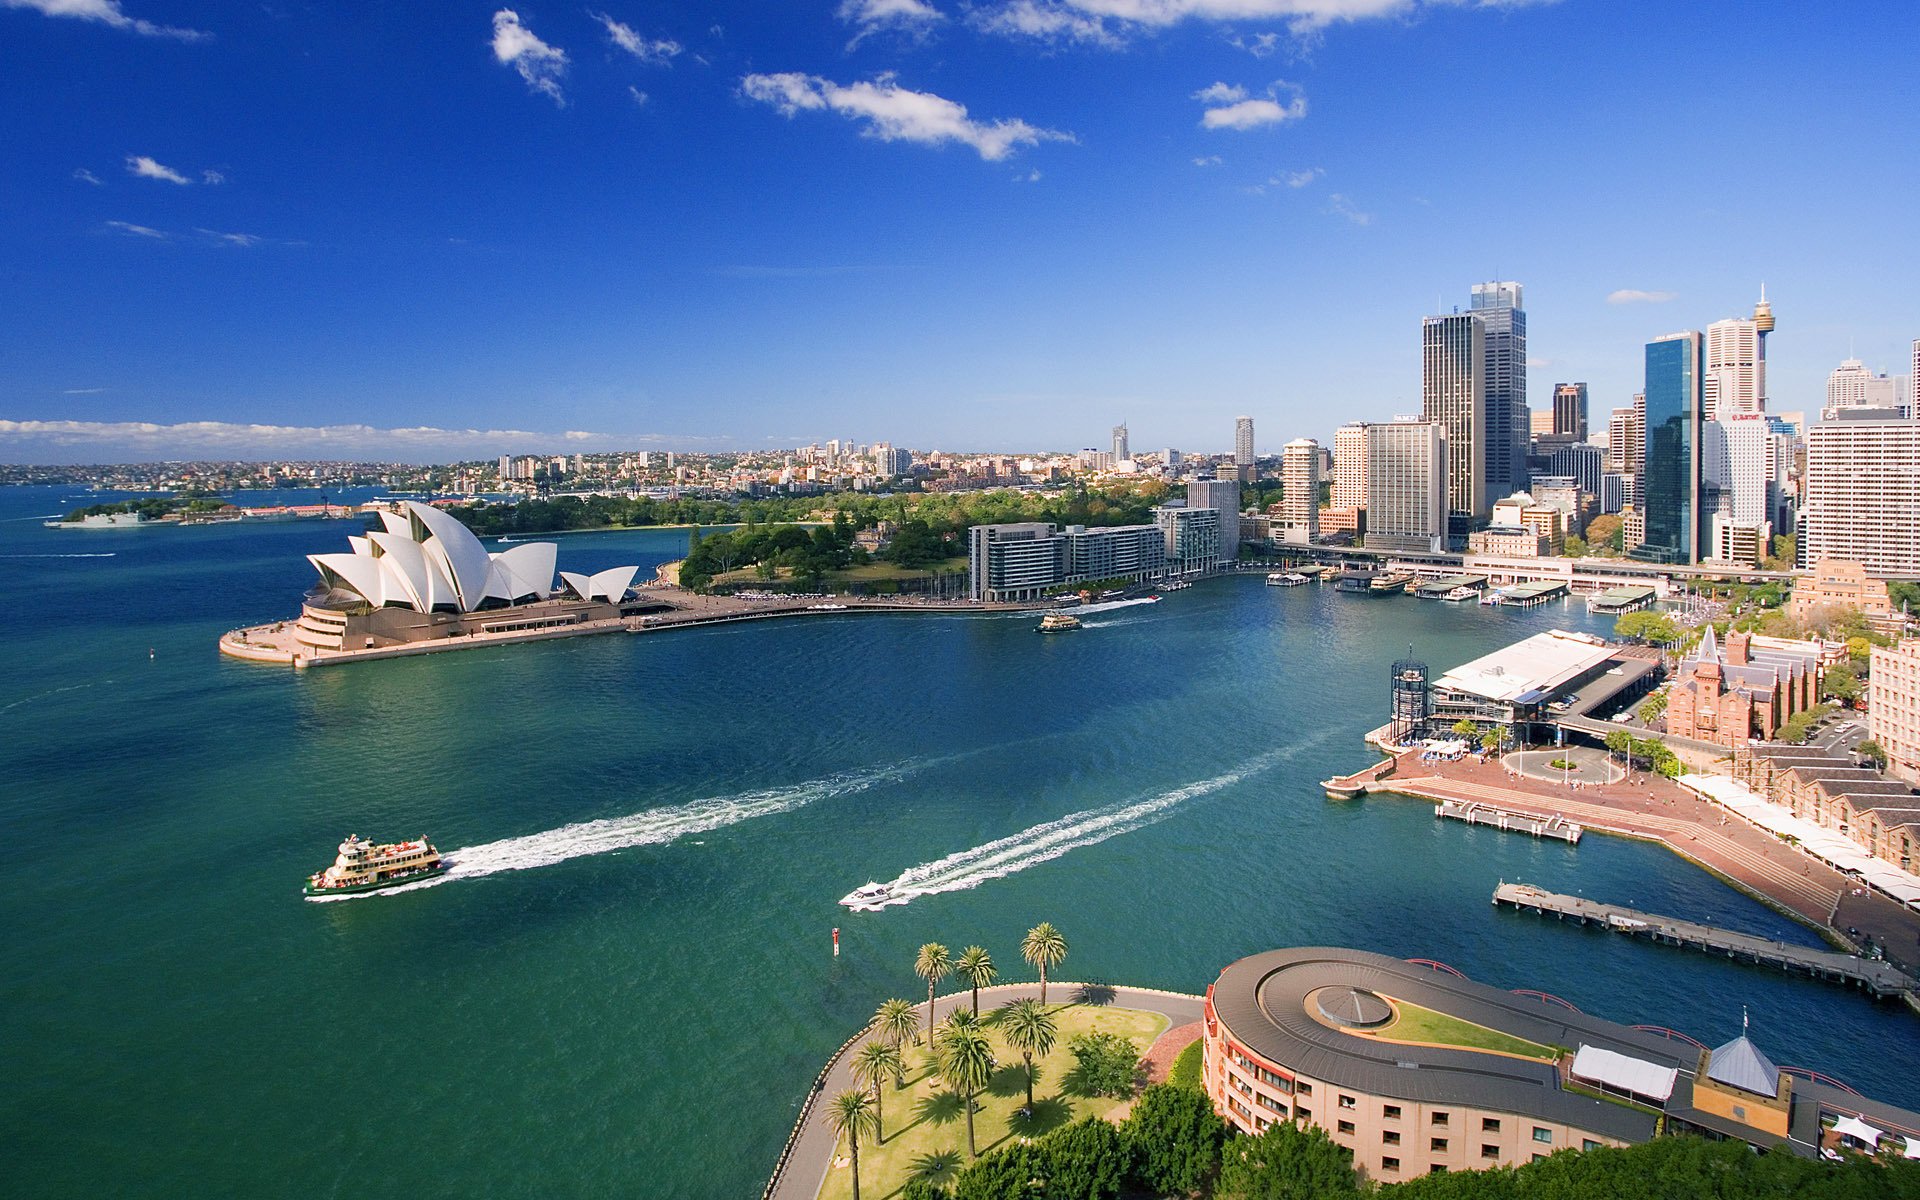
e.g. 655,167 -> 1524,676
1042,1117 -> 1131,1200
1066,1031 -> 1141,1099
1216,1119 -> 1359,1200
1614,611 -> 1683,646
1127,1082 -> 1229,1196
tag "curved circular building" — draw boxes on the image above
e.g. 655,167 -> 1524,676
1203,947 -> 1920,1183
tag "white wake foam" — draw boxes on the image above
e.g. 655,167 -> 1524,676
0,552 -> 118,559
859,737 -> 1325,908
307,760 -> 928,902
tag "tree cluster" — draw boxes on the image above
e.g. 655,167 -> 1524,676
679,517 -> 860,591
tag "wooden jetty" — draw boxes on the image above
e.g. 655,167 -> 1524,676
1438,800 -> 1582,843
1492,882 -> 1915,1001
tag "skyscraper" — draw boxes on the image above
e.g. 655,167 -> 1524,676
1704,303 -> 1767,420
1331,422 -> 1370,510
1470,281 -> 1528,498
1234,416 -> 1255,469
1421,311 -> 1487,538
1363,421 -> 1447,555
1802,414 -> 1920,576
1279,438 -> 1320,545
1188,477 -> 1242,561
1632,331 -> 1705,565
1825,358 -> 1900,418
1551,383 -> 1588,441
1111,423 -> 1130,464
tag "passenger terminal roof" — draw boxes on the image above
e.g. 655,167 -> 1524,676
1433,630 -> 1620,704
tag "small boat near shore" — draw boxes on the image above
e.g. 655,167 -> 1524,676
304,834 -> 448,898
1266,572 -> 1308,586
1038,612 -> 1083,633
1440,586 -> 1478,602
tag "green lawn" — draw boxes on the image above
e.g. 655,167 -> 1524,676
818,1002 -> 1168,1200
1367,999 -> 1559,1061
709,557 -> 967,589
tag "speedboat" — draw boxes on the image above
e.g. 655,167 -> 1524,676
841,881 -> 901,911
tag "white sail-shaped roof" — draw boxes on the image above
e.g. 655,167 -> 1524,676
307,500 -> 633,615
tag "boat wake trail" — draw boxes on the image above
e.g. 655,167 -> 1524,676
0,552 -> 118,558
308,759 -> 931,902
864,736 -> 1329,908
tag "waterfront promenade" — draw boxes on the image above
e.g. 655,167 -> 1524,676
765,982 -> 1203,1200
1328,745 -> 1920,978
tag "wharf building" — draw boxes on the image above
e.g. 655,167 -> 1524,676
1202,947 -> 1920,1185
1871,638 -> 1920,788
1664,626 -> 1821,749
1424,628 -> 1655,741
965,521 -> 1167,602
1361,420 -> 1448,555
1800,411 -> 1920,577
281,501 -> 643,656
1733,745 -> 1920,875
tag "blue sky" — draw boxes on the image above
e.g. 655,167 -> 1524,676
3,0 -> 1918,463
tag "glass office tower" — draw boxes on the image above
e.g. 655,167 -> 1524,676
1632,331 -> 1705,564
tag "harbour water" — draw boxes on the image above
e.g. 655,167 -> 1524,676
3,484 -> 1916,1199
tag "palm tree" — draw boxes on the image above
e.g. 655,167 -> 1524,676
850,1040 -> 905,1143
936,1025 -> 996,1159
955,945 -> 996,1015
874,997 -> 920,1049
914,942 -> 951,1040
997,997 -> 1058,1111
825,1088 -> 880,1200
934,1006 -> 980,1051
1021,923 -> 1068,1005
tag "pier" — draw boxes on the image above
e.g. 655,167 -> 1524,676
1488,579 -> 1568,607
1437,800 -> 1581,843
1493,883 -> 1915,1000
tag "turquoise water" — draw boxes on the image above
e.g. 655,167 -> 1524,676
2,485 -> 1915,1199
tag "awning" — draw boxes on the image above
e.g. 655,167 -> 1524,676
1569,1044 -> 1678,1102
1904,1137 -> 1920,1160
1833,1115 -> 1883,1147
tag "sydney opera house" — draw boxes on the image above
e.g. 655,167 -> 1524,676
222,500 -> 649,664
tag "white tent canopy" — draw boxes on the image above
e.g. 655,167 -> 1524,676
1570,1044 -> 1679,1102
1680,774 -> 1920,910
1832,1115 -> 1883,1147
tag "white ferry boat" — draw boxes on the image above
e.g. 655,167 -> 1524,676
304,834 -> 447,898
1441,586 -> 1479,602
1038,612 -> 1083,633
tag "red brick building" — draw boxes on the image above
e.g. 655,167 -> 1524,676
1665,626 -> 1820,748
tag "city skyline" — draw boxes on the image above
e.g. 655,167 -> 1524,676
4,2 -> 1919,464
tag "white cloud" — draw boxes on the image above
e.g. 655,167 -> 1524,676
1273,165 -> 1322,187
1196,80 -> 1306,130
1607,288 -> 1676,305
1015,168 -> 1043,182
72,167 -> 103,185
491,9 -> 568,105
591,11 -> 680,63
972,0 -> 1555,47
1326,192 -> 1372,224
0,419 -> 705,464
1231,30 -> 1281,55
740,71 -> 1072,161
628,85 -> 649,106
63,387 -> 108,395
195,229 -> 262,247
838,0 -> 944,47
1,0 -> 208,40
103,219 -> 168,239
1192,154 -> 1222,166
969,1 -> 1122,46
126,154 -> 191,184
200,168 -> 225,184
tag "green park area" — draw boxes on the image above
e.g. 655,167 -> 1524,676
711,556 -> 968,591
1367,999 -> 1559,1062
818,1002 -> 1167,1200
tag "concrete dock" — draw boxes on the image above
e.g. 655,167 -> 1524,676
1493,882 -> 1915,1000
1438,800 -> 1582,843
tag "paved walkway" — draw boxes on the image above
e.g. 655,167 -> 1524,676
765,982 -> 1204,1200
1358,748 -> 1920,975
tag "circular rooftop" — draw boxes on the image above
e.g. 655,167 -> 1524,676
1311,985 -> 1393,1029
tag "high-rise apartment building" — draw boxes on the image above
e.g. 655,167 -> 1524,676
1362,421 -> 1448,555
1632,331 -> 1706,565
1234,416 -> 1255,471
1801,414 -> 1920,577
1470,281 -> 1528,499
1332,423 -> 1369,510
1551,383 -> 1589,441
497,454 -> 513,478
1157,505 -> 1222,574
1279,438 -> 1320,545
1421,311 -> 1487,537
1720,413 -> 1782,529
1111,423 -> 1130,464
1825,358 -> 1899,418
1188,477 -> 1242,561
1703,292 -> 1772,420
967,522 -> 1167,601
